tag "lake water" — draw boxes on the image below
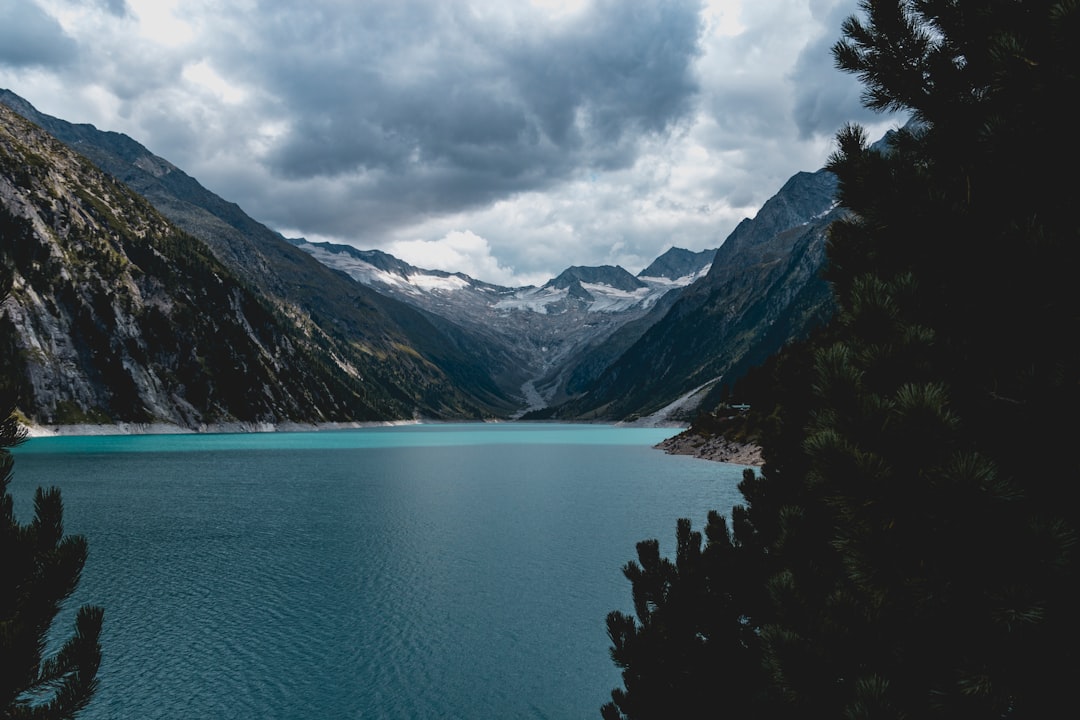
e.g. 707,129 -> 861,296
10,423 -> 749,719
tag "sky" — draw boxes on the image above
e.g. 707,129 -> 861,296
1,0 -> 900,287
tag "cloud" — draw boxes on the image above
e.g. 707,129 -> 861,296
386,230 -> 544,287
788,0 -> 881,139
0,1 -> 78,68
209,0 -> 706,233
1,1 -> 900,286
85,0 -> 129,17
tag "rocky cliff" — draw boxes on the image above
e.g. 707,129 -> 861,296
543,169 -> 841,420
0,89 -> 515,422
0,102 -> 494,427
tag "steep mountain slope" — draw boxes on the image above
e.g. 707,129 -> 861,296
0,103 -> 494,426
545,169 -> 842,420
295,162 -> 839,425
0,89 -> 512,418
539,248 -> 721,401
293,239 -> 715,408
638,247 -> 718,281
1,87 -> 846,425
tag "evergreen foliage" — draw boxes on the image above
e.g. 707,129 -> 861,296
604,1 -> 1080,717
1,270 -> 103,718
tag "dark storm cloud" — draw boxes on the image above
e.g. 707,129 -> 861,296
72,0 -> 130,16
0,1 -> 78,68
789,0 -> 880,138
215,0 -> 705,235
2,0 -> 888,284
100,0 -> 129,16
504,0 -> 703,157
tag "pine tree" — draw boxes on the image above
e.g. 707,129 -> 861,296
1,264 -> 104,718
601,510 -> 767,719
604,1 -> 1080,717
794,2 -> 1080,713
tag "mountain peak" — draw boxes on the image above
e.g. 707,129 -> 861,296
546,265 -> 646,293
637,247 -> 716,281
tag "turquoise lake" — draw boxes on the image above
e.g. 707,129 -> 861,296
10,423 -> 749,719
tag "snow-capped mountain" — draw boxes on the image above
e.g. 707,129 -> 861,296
292,240 -> 715,411
494,263 -> 709,315
548,169 -> 843,421
2,85 -> 845,424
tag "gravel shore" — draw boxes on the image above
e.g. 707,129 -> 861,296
655,429 -> 763,466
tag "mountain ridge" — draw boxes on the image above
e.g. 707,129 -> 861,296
0,102 -> 408,426
537,168 -> 842,421
2,87 -> 847,426
291,236 -> 716,408
1,89 -> 516,420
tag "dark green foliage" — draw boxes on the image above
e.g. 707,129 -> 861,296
605,1 -> 1080,717
602,510 -> 768,720
1,272 -> 103,718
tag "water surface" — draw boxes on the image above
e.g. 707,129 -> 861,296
11,423 -> 748,719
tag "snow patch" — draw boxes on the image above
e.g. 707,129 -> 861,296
493,286 -> 569,313
407,273 -> 470,292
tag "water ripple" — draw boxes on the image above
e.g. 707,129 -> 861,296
11,428 -> 747,719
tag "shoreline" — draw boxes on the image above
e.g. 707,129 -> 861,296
654,430 -> 764,466
20,419 -> 423,438
19,416 -> 691,438
18,420 -> 743,465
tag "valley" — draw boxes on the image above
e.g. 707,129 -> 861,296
1,88 -> 841,429
292,240 -> 715,411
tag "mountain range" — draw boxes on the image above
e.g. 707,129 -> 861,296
1,88 -> 840,428
291,239 -> 716,414
0,97 -> 509,426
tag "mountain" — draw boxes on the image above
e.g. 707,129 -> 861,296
541,169 -> 842,421
0,100 -> 512,427
638,247 -> 718,281
1,87 -> 845,426
291,239 -> 715,411
293,164 -> 841,425
548,265 -> 645,293
1,90 -> 514,421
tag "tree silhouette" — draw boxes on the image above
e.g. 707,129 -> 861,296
602,511 -> 767,719
604,1 -> 1080,716
1,264 -> 104,718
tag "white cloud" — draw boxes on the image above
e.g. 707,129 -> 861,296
387,230 -> 547,288
127,0 -> 195,47
181,61 -> 247,105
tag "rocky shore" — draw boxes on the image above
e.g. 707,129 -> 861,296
655,429 -> 764,466
20,419 -> 420,438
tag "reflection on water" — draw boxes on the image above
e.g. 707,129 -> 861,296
12,424 -> 747,719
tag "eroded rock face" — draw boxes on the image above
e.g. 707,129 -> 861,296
1,103 -> 431,426
1,94 -> 527,427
